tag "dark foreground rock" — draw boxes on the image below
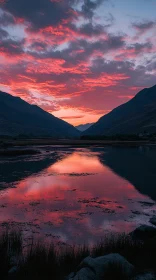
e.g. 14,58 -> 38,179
132,273 -> 156,280
149,217 -> 156,226
67,253 -> 134,280
130,225 -> 156,241
0,149 -> 40,156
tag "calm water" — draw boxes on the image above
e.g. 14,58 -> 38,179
0,146 -> 156,246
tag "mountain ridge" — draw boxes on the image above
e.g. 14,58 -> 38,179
76,123 -> 94,132
83,85 -> 156,136
0,91 -> 79,138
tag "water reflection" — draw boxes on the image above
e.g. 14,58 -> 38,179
101,146 -> 156,201
0,147 -> 71,188
0,146 -> 156,245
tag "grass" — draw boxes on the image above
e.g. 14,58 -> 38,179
0,137 -> 152,149
0,231 -> 22,278
1,231 -> 156,280
0,149 -> 40,156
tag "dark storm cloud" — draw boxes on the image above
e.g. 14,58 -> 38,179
107,33 -> 125,49
0,10 -> 15,26
127,42 -> 153,54
81,0 -> 106,19
27,33 -> 125,66
0,38 -> 25,55
147,62 -> 156,72
2,56 -> 155,88
90,58 -> 134,74
0,27 -> 8,39
77,13 -> 114,37
2,0 -> 77,30
7,41 -> 155,90
2,0 -> 106,31
29,41 -> 49,52
145,55 -> 156,72
90,58 -> 156,87
64,33 -> 125,60
132,20 -> 156,33
79,22 -> 105,36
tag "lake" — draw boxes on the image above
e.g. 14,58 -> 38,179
0,145 -> 156,246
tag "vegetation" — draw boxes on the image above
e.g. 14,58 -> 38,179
0,149 -> 40,156
81,134 -> 142,141
0,137 -> 154,151
1,231 -> 156,280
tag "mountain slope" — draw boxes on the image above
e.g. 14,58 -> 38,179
76,123 -> 94,132
83,85 -> 156,136
0,91 -> 79,137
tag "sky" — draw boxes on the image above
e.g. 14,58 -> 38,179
0,0 -> 156,126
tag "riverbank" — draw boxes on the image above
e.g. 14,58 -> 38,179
2,225 -> 156,280
0,149 -> 40,156
0,137 -> 156,148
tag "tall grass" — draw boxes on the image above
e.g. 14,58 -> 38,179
0,231 -> 22,279
0,231 -> 156,280
0,149 -> 39,156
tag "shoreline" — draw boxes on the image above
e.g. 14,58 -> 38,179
2,225 -> 156,279
1,138 -> 156,148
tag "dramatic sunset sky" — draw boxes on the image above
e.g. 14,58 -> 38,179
0,0 -> 156,125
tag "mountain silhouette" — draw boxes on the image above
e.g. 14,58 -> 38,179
0,91 -> 79,138
83,85 -> 156,135
76,123 -> 94,132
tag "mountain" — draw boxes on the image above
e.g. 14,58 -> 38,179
83,85 -> 156,136
76,123 -> 94,132
0,91 -> 79,138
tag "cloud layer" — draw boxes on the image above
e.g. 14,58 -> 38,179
0,0 -> 156,124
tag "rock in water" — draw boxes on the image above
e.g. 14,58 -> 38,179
67,253 -> 134,280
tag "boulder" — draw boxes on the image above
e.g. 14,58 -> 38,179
67,253 -> 134,280
10,256 -> 18,266
68,267 -> 95,280
8,266 -> 18,275
68,272 -> 75,278
130,225 -> 156,240
8,266 -> 18,280
149,217 -> 156,226
132,273 -> 156,280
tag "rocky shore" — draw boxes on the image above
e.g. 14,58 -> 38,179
2,224 -> 155,280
